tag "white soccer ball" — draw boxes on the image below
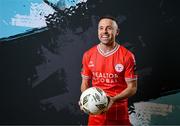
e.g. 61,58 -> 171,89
80,87 -> 108,114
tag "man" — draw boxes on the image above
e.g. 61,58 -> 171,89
80,16 -> 138,125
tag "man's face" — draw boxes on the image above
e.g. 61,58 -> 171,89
98,18 -> 119,45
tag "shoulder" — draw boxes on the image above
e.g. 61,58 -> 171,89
119,45 -> 135,64
83,45 -> 98,57
119,45 -> 134,57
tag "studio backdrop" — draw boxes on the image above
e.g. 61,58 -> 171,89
0,0 -> 180,125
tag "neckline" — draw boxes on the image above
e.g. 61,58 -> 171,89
97,43 -> 120,57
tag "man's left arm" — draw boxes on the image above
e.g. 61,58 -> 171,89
112,80 -> 137,101
107,52 -> 138,109
107,80 -> 137,109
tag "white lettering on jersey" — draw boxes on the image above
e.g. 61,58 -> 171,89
92,72 -> 119,84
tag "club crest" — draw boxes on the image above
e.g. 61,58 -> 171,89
115,64 -> 124,72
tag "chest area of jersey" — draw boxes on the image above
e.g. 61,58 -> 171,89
88,53 -> 125,75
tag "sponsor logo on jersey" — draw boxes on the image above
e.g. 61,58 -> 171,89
115,64 -> 124,72
92,72 -> 119,84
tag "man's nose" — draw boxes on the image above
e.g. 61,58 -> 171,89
102,28 -> 108,33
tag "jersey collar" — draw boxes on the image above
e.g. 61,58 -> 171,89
97,43 -> 120,57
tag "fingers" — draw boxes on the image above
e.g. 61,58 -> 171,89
107,96 -> 110,104
101,108 -> 107,114
78,101 -> 81,106
78,101 -> 83,111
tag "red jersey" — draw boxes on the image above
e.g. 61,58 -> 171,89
81,43 -> 137,125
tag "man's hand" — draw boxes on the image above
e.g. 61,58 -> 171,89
107,96 -> 115,110
78,101 -> 84,112
102,96 -> 115,113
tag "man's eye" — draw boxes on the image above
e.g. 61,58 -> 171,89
107,27 -> 112,30
99,27 -> 103,30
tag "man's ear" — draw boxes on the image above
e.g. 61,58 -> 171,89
116,28 -> 120,36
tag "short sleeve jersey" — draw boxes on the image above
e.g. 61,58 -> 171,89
81,44 -> 137,100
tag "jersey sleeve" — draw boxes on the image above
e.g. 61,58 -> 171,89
81,52 -> 92,79
124,52 -> 138,82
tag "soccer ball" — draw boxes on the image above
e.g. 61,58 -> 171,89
80,87 -> 108,114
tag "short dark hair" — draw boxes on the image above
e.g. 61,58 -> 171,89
98,15 -> 119,26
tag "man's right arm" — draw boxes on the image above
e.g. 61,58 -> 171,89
79,78 -> 90,111
80,78 -> 90,92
